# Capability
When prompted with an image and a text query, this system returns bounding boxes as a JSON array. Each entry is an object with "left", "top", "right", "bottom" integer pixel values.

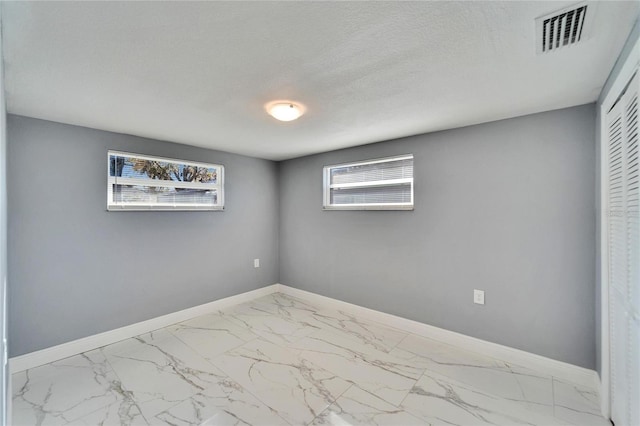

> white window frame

[
  {"left": 107, "top": 150, "right": 224, "bottom": 211},
  {"left": 323, "top": 154, "right": 414, "bottom": 211}
]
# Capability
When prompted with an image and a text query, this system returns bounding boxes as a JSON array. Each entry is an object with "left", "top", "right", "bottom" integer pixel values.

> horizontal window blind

[
  {"left": 323, "top": 154, "right": 414, "bottom": 210},
  {"left": 107, "top": 151, "right": 224, "bottom": 211}
]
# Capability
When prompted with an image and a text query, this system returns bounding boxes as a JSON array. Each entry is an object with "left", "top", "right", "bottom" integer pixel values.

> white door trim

[{"left": 599, "top": 34, "right": 640, "bottom": 419}]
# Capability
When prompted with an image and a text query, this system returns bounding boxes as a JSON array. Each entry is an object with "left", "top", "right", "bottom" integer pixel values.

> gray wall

[
  {"left": 595, "top": 17, "right": 640, "bottom": 376},
  {"left": 8, "top": 104, "right": 598, "bottom": 369},
  {"left": 280, "top": 104, "right": 596, "bottom": 369},
  {"left": 7, "top": 115, "right": 279, "bottom": 357}
]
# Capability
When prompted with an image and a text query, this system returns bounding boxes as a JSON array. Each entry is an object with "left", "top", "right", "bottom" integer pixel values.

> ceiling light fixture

[{"left": 266, "top": 101, "right": 305, "bottom": 121}]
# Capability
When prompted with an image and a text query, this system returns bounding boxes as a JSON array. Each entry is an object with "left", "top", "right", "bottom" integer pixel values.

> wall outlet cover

[{"left": 474, "top": 289, "right": 485, "bottom": 305}]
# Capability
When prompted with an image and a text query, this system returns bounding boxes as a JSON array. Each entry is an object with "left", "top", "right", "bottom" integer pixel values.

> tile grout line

[
  {"left": 99, "top": 347, "right": 151, "bottom": 425},
  {"left": 205, "top": 337, "right": 296, "bottom": 426},
  {"left": 176, "top": 297, "right": 296, "bottom": 417},
  {"left": 98, "top": 310, "right": 267, "bottom": 425},
  {"left": 396, "top": 367, "right": 425, "bottom": 409},
  {"left": 193, "top": 300, "right": 349, "bottom": 426},
  {"left": 388, "top": 331, "right": 411, "bottom": 353},
  {"left": 306, "top": 383, "right": 355, "bottom": 426}
]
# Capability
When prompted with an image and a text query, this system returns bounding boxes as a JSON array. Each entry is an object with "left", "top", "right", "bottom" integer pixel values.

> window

[
  {"left": 323, "top": 154, "right": 414, "bottom": 210},
  {"left": 107, "top": 151, "right": 224, "bottom": 211}
]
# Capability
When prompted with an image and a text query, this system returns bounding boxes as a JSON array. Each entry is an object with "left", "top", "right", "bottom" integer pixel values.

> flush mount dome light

[{"left": 266, "top": 101, "right": 305, "bottom": 121}]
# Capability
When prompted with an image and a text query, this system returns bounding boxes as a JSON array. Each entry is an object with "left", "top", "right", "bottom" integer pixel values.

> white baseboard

[
  {"left": 276, "top": 284, "right": 600, "bottom": 389},
  {"left": 9, "top": 284, "right": 280, "bottom": 373},
  {"left": 10, "top": 282, "right": 599, "bottom": 392}
]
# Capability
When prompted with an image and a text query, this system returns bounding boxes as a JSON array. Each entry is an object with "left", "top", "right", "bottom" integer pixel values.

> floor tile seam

[
  {"left": 305, "top": 383, "right": 355, "bottom": 426},
  {"left": 272, "top": 306, "right": 319, "bottom": 320},
  {"left": 165, "top": 323, "right": 261, "bottom": 368},
  {"left": 273, "top": 313, "right": 325, "bottom": 335},
  {"left": 494, "top": 360, "right": 554, "bottom": 384},
  {"left": 366, "top": 390, "right": 427, "bottom": 425},
  {"left": 61, "top": 396, "right": 151, "bottom": 426},
  {"left": 195, "top": 371, "right": 296, "bottom": 426},
  {"left": 210, "top": 336, "right": 363, "bottom": 423},
  {"left": 170, "top": 313, "right": 250, "bottom": 334},
  {"left": 426, "top": 368, "right": 574, "bottom": 425},
  {"left": 319, "top": 323, "right": 408, "bottom": 356},
  {"left": 398, "top": 372, "right": 560, "bottom": 426},
  {"left": 10, "top": 369, "right": 43, "bottom": 397},
  {"left": 550, "top": 376, "right": 604, "bottom": 420},
  {"left": 386, "top": 331, "right": 412, "bottom": 354},
  {"left": 551, "top": 374, "right": 601, "bottom": 395},
  {"left": 110, "top": 337, "right": 226, "bottom": 418},
  {"left": 221, "top": 309, "right": 287, "bottom": 331},
  {"left": 202, "top": 340, "right": 308, "bottom": 426},
  {"left": 406, "top": 367, "right": 500, "bottom": 404},
  {"left": 12, "top": 354, "right": 108, "bottom": 390},
  {"left": 165, "top": 361, "right": 295, "bottom": 426},
  {"left": 92, "top": 348, "right": 151, "bottom": 426},
  {"left": 330, "top": 308, "right": 412, "bottom": 338},
  {"left": 290, "top": 330, "right": 429, "bottom": 400},
  {"left": 396, "top": 366, "right": 426, "bottom": 410},
  {"left": 12, "top": 389, "right": 76, "bottom": 426},
  {"left": 300, "top": 322, "right": 407, "bottom": 362},
  {"left": 554, "top": 403, "right": 604, "bottom": 416},
  {"left": 308, "top": 306, "right": 559, "bottom": 386},
  {"left": 400, "top": 329, "right": 564, "bottom": 385}
]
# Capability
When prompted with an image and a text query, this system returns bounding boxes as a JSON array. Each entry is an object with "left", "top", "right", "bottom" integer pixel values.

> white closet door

[{"left": 607, "top": 69, "right": 639, "bottom": 426}]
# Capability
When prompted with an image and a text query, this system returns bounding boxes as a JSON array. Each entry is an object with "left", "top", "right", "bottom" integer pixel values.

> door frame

[{"left": 599, "top": 34, "right": 640, "bottom": 419}]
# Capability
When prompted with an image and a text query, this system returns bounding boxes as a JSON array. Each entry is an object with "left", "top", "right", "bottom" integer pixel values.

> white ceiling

[{"left": 2, "top": 1, "right": 639, "bottom": 161}]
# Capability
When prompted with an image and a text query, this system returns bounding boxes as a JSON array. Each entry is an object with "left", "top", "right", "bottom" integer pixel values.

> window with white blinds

[
  {"left": 323, "top": 154, "right": 414, "bottom": 210},
  {"left": 107, "top": 151, "right": 224, "bottom": 211}
]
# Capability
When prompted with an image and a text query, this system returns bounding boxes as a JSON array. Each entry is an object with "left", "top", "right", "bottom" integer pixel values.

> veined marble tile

[
  {"left": 65, "top": 398, "right": 148, "bottom": 426},
  {"left": 291, "top": 329, "right": 422, "bottom": 406},
  {"left": 395, "top": 333, "right": 506, "bottom": 370},
  {"left": 103, "top": 329, "right": 230, "bottom": 420},
  {"left": 393, "top": 334, "right": 554, "bottom": 416},
  {"left": 312, "top": 385, "right": 425, "bottom": 426},
  {"left": 301, "top": 329, "right": 424, "bottom": 380},
  {"left": 12, "top": 370, "right": 28, "bottom": 398},
  {"left": 249, "top": 292, "right": 321, "bottom": 319},
  {"left": 310, "top": 309, "right": 408, "bottom": 353},
  {"left": 154, "top": 376, "right": 288, "bottom": 426},
  {"left": 221, "top": 303, "right": 323, "bottom": 346},
  {"left": 211, "top": 338, "right": 351, "bottom": 425},
  {"left": 401, "top": 370, "right": 567, "bottom": 426},
  {"left": 12, "top": 350, "right": 131, "bottom": 426},
  {"left": 168, "top": 314, "right": 256, "bottom": 361},
  {"left": 553, "top": 378, "right": 609, "bottom": 426},
  {"left": 14, "top": 296, "right": 599, "bottom": 426},
  {"left": 101, "top": 328, "right": 173, "bottom": 359}
]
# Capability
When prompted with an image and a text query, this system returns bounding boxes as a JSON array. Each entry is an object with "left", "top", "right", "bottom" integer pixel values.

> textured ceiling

[{"left": 2, "top": 1, "right": 639, "bottom": 160}]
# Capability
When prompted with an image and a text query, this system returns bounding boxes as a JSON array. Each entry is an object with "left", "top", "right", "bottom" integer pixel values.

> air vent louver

[{"left": 536, "top": 3, "right": 590, "bottom": 54}]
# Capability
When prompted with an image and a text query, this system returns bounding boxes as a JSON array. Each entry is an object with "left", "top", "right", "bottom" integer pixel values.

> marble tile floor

[{"left": 12, "top": 292, "right": 609, "bottom": 426}]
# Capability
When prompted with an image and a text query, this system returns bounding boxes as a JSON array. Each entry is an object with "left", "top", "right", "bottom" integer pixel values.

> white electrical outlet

[
  {"left": 254, "top": 259, "right": 260, "bottom": 268},
  {"left": 474, "top": 289, "right": 485, "bottom": 305}
]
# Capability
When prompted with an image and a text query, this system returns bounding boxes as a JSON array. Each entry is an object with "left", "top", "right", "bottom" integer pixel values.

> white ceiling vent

[{"left": 536, "top": 2, "right": 593, "bottom": 54}]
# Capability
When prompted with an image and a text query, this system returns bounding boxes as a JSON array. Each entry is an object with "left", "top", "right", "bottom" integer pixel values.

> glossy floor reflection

[{"left": 12, "top": 293, "right": 608, "bottom": 425}]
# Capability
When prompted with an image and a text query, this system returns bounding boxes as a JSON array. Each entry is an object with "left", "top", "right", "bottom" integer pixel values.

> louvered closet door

[{"left": 607, "top": 69, "right": 640, "bottom": 426}]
